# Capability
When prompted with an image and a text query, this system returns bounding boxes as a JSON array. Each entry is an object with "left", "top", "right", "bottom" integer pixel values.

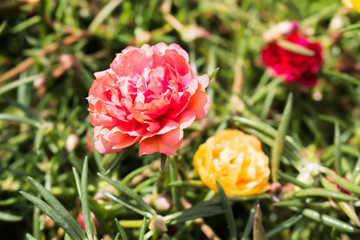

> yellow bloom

[
  {"left": 193, "top": 130, "right": 270, "bottom": 196},
  {"left": 342, "top": 0, "right": 360, "bottom": 13}
]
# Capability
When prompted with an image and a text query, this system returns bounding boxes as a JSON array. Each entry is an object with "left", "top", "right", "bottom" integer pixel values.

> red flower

[{"left": 261, "top": 32, "right": 323, "bottom": 86}]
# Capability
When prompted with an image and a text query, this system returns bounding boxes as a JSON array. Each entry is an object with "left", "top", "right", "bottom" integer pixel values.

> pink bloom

[
  {"left": 261, "top": 32, "right": 323, "bottom": 86},
  {"left": 87, "top": 43, "right": 210, "bottom": 156}
]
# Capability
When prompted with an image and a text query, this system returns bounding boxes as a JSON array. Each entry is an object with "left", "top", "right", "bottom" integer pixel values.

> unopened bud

[
  {"left": 277, "top": 21, "right": 298, "bottom": 36},
  {"left": 143, "top": 194, "right": 153, "bottom": 205},
  {"left": 77, "top": 212, "right": 100, "bottom": 230},
  {"left": 154, "top": 194, "right": 172, "bottom": 212},
  {"left": 66, "top": 134, "right": 79, "bottom": 152},
  {"left": 33, "top": 77, "right": 46, "bottom": 88},
  {"left": 149, "top": 216, "right": 167, "bottom": 235},
  {"left": 263, "top": 21, "right": 299, "bottom": 42},
  {"left": 329, "top": 15, "right": 346, "bottom": 33},
  {"left": 270, "top": 182, "right": 281, "bottom": 194}
]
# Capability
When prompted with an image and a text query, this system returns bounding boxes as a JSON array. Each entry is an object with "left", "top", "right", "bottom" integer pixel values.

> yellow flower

[
  {"left": 193, "top": 130, "right": 270, "bottom": 196},
  {"left": 342, "top": 0, "right": 360, "bottom": 13}
]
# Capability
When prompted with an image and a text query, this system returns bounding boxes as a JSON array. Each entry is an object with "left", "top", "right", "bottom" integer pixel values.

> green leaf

[
  {"left": 87, "top": 123, "right": 105, "bottom": 174},
  {"left": 248, "top": 77, "right": 282, "bottom": 105},
  {"left": 277, "top": 171, "right": 312, "bottom": 189},
  {"left": 164, "top": 201, "right": 225, "bottom": 224},
  {"left": 236, "top": 127, "right": 300, "bottom": 170},
  {"left": 341, "top": 22, "right": 360, "bottom": 32},
  {"left": 35, "top": 127, "right": 46, "bottom": 151},
  {"left": 334, "top": 122, "right": 342, "bottom": 175},
  {"left": 322, "top": 167, "right": 360, "bottom": 195},
  {"left": 88, "top": 0, "right": 124, "bottom": 33},
  {"left": 320, "top": 176, "right": 339, "bottom": 191},
  {"left": 261, "top": 88, "right": 276, "bottom": 119},
  {"left": 115, "top": 218, "right": 129, "bottom": 240},
  {"left": 209, "top": 67, "right": 220, "bottom": 81},
  {"left": 72, "top": 167, "right": 82, "bottom": 198},
  {"left": 64, "top": 234, "right": 72, "bottom": 240},
  {"left": 272, "top": 93, "right": 293, "bottom": 182},
  {"left": 25, "top": 233, "right": 37, "bottom": 240},
  {"left": 274, "top": 200, "right": 305, "bottom": 208},
  {"left": 322, "top": 70, "right": 360, "bottom": 87},
  {"left": 0, "top": 21, "right": 7, "bottom": 36},
  {"left": 3, "top": 95, "right": 41, "bottom": 121},
  {"left": 105, "top": 145, "right": 134, "bottom": 175},
  {"left": 169, "top": 156, "right": 181, "bottom": 212},
  {"left": 81, "top": 157, "right": 95, "bottom": 240},
  {"left": 253, "top": 204, "right": 267, "bottom": 240},
  {"left": 0, "top": 74, "right": 43, "bottom": 96},
  {"left": 0, "top": 211, "right": 23, "bottom": 222},
  {"left": 121, "top": 163, "right": 153, "bottom": 184},
  {"left": 277, "top": 39, "right": 315, "bottom": 56},
  {"left": 231, "top": 116, "right": 302, "bottom": 161},
  {"left": 266, "top": 215, "right": 302, "bottom": 238},
  {"left": 11, "top": 15, "right": 41, "bottom": 33},
  {"left": 285, "top": 188, "right": 357, "bottom": 201},
  {"left": 139, "top": 216, "right": 147, "bottom": 240},
  {"left": 26, "top": 177, "right": 85, "bottom": 239},
  {"left": 0, "top": 113, "right": 39, "bottom": 127},
  {"left": 165, "top": 206, "right": 226, "bottom": 224},
  {"left": 100, "top": 190, "right": 151, "bottom": 217},
  {"left": 339, "top": 201, "right": 360, "bottom": 227},
  {"left": 241, "top": 202, "right": 257, "bottom": 240},
  {"left": 216, "top": 181, "right": 237, "bottom": 240},
  {"left": 20, "top": 192, "right": 82, "bottom": 240},
  {"left": 296, "top": 208, "right": 360, "bottom": 233},
  {"left": 98, "top": 173, "right": 156, "bottom": 215}
]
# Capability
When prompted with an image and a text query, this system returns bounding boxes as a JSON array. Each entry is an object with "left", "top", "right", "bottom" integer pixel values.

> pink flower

[
  {"left": 87, "top": 43, "right": 210, "bottom": 156},
  {"left": 261, "top": 30, "right": 323, "bottom": 86}
]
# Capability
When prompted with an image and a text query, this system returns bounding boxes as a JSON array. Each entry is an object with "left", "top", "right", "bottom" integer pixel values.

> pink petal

[
  {"left": 177, "top": 110, "right": 196, "bottom": 129},
  {"left": 155, "top": 42, "right": 189, "bottom": 62},
  {"left": 94, "top": 127, "right": 139, "bottom": 154},
  {"left": 161, "top": 127, "right": 183, "bottom": 146},
  {"left": 157, "top": 117, "right": 179, "bottom": 134},
  {"left": 196, "top": 74, "right": 209, "bottom": 90},
  {"left": 187, "top": 89, "right": 210, "bottom": 120},
  {"left": 139, "top": 135, "right": 182, "bottom": 156}
]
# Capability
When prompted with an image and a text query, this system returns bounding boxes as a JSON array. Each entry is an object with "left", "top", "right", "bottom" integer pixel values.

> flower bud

[
  {"left": 143, "top": 194, "right": 153, "bottom": 205},
  {"left": 263, "top": 21, "right": 298, "bottom": 42},
  {"left": 77, "top": 212, "right": 100, "bottom": 230},
  {"left": 154, "top": 194, "right": 172, "bottom": 212},
  {"left": 66, "top": 134, "right": 79, "bottom": 152},
  {"left": 270, "top": 182, "right": 281, "bottom": 194},
  {"left": 149, "top": 216, "right": 167, "bottom": 235},
  {"left": 33, "top": 77, "right": 46, "bottom": 88},
  {"left": 277, "top": 21, "right": 299, "bottom": 36}
]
